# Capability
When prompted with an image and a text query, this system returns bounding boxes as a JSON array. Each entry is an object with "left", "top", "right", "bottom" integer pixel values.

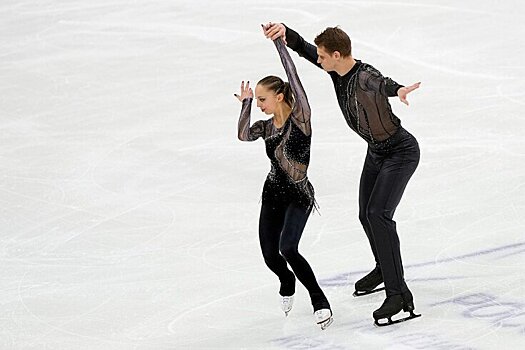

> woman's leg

[
  {"left": 259, "top": 201, "right": 296, "bottom": 296},
  {"left": 279, "top": 202, "right": 329, "bottom": 311}
]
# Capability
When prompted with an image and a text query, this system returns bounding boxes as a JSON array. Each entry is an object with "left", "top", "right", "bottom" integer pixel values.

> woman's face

[{"left": 255, "top": 84, "right": 282, "bottom": 115}]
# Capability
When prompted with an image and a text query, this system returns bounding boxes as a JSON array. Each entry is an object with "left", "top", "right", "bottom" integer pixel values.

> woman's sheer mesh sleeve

[
  {"left": 274, "top": 38, "right": 311, "bottom": 136},
  {"left": 284, "top": 25, "right": 322, "bottom": 70},
  {"left": 358, "top": 65, "right": 404, "bottom": 97},
  {"left": 237, "top": 98, "right": 266, "bottom": 141}
]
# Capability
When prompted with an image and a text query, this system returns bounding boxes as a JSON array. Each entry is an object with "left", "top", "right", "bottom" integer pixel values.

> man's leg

[
  {"left": 366, "top": 141, "right": 420, "bottom": 296},
  {"left": 354, "top": 149, "right": 385, "bottom": 295},
  {"left": 359, "top": 149, "right": 381, "bottom": 265}
]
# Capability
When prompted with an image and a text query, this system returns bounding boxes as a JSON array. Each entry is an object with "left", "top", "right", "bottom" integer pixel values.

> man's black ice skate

[
  {"left": 372, "top": 291, "right": 421, "bottom": 327},
  {"left": 353, "top": 266, "right": 385, "bottom": 297}
]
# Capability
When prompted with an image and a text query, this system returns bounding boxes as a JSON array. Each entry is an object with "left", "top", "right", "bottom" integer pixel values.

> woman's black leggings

[
  {"left": 358, "top": 128, "right": 420, "bottom": 296},
  {"left": 259, "top": 200, "right": 329, "bottom": 311}
]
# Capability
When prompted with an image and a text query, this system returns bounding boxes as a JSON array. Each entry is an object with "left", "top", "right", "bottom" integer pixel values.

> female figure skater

[{"left": 234, "top": 35, "right": 332, "bottom": 330}]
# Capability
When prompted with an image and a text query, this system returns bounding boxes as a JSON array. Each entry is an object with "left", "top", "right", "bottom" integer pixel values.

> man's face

[{"left": 316, "top": 46, "right": 338, "bottom": 72}]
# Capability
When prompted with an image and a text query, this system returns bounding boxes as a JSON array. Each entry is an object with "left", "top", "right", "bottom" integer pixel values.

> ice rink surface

[{"left": 1, "top": 0, "right": 525, "bottom": 349}]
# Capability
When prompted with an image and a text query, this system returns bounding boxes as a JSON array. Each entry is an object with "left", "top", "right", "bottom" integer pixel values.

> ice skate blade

[
  {"left": 374, "top": 311, "right": 421, "bottom": 327},
  {"left": 318, "top": 316, "right": 333, "bottom": 330},
  {"left": 353, "top": 287, "right": 385, "bottom": 297}
]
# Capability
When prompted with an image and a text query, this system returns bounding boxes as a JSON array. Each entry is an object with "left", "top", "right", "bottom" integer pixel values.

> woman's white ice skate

[
  {"left": 281, "top": 295, "right": 294, "bottom": 316},
  {"left": 314, "top": 309, "right": 333, "bottom": 330}
]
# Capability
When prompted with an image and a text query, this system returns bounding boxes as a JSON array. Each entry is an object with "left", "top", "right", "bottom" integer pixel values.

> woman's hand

[
  {"left": 234, "top": 80, "right": 253, "bottom": 102},
  {"left": 397, "top": 82, "right": 421, "bottom": 106}
]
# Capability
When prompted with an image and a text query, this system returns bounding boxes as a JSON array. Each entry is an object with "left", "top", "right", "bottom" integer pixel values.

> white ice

[{"left": 1, "top": 0, "right": 525, "bottom": 349}]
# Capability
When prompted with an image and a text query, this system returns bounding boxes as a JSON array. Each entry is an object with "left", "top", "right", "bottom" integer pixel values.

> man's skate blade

[
  {"left": 353, "top": 287, "right": 385, "bottom": 297},
  {"left": 318, "top": 317, "right": 333, "bottom": 330},
  {"left": 374, "top": 312, "right": 421, "bottom": 327}
]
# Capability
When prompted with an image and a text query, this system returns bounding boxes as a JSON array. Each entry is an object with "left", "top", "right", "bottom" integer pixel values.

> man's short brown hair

[{"left": 314, "top": 26, "right": 352, "bottom": 57}]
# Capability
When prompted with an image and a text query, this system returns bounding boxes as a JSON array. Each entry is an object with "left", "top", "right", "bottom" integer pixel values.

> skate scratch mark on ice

[
  {"left": 16, "top": 272, "right": 134, "bottom": 347},
  {"left": 13, "top": 2, "right": 130, "bottom": 16},
  {"left": 308, "top": 0, "right": 501, "bottom": 16},
  {"left": 51, "top": 187, "right": 201, "bottom": 250},
  {"left": 431, "top": 292, "right": 525, "bottom": 335},
  {"left": 272, "top": 334, "right": 348, "bottom": 350},
  {"left": 274, "top": 330, "right": 472, "bottom": 350},
  {"left": 493, "top": 247, "right": 525, "bottom": 260},
  {"left": 354, "top": 41, "right": 512, "bottom": 81},
  {"left": 250, "top": 7, "right": 321, "bottom": 22},
  {"left": 184, "top": 229, "right": 262, "bottom": 272},
  {"left": 167, "top": 284, "right": 274, "bottom": 334},
  {"left": 412, "top": 241, "right": 525, "bottom": 267},
  {"left": 302, "top": 2, "right": 512, "bottom": 80},
  {"left": 200, "top": 236, "right": 252, "bottom": 272},
  {"left": 497, "top": 85, "right": 525, "bottom": 106},
  {"left": 0, "top": 188, "right": 81, "bottom": 241},
  {"left": 319, "top": 241, "right": 525, "bottom": 287},
  {"left": 88, "top": 136, "right": 145, "bottom": 196}
]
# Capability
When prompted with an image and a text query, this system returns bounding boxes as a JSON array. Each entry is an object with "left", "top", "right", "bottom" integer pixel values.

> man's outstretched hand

[{"left": 398, "top": 82, "right": 421, "bottom": 106}]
